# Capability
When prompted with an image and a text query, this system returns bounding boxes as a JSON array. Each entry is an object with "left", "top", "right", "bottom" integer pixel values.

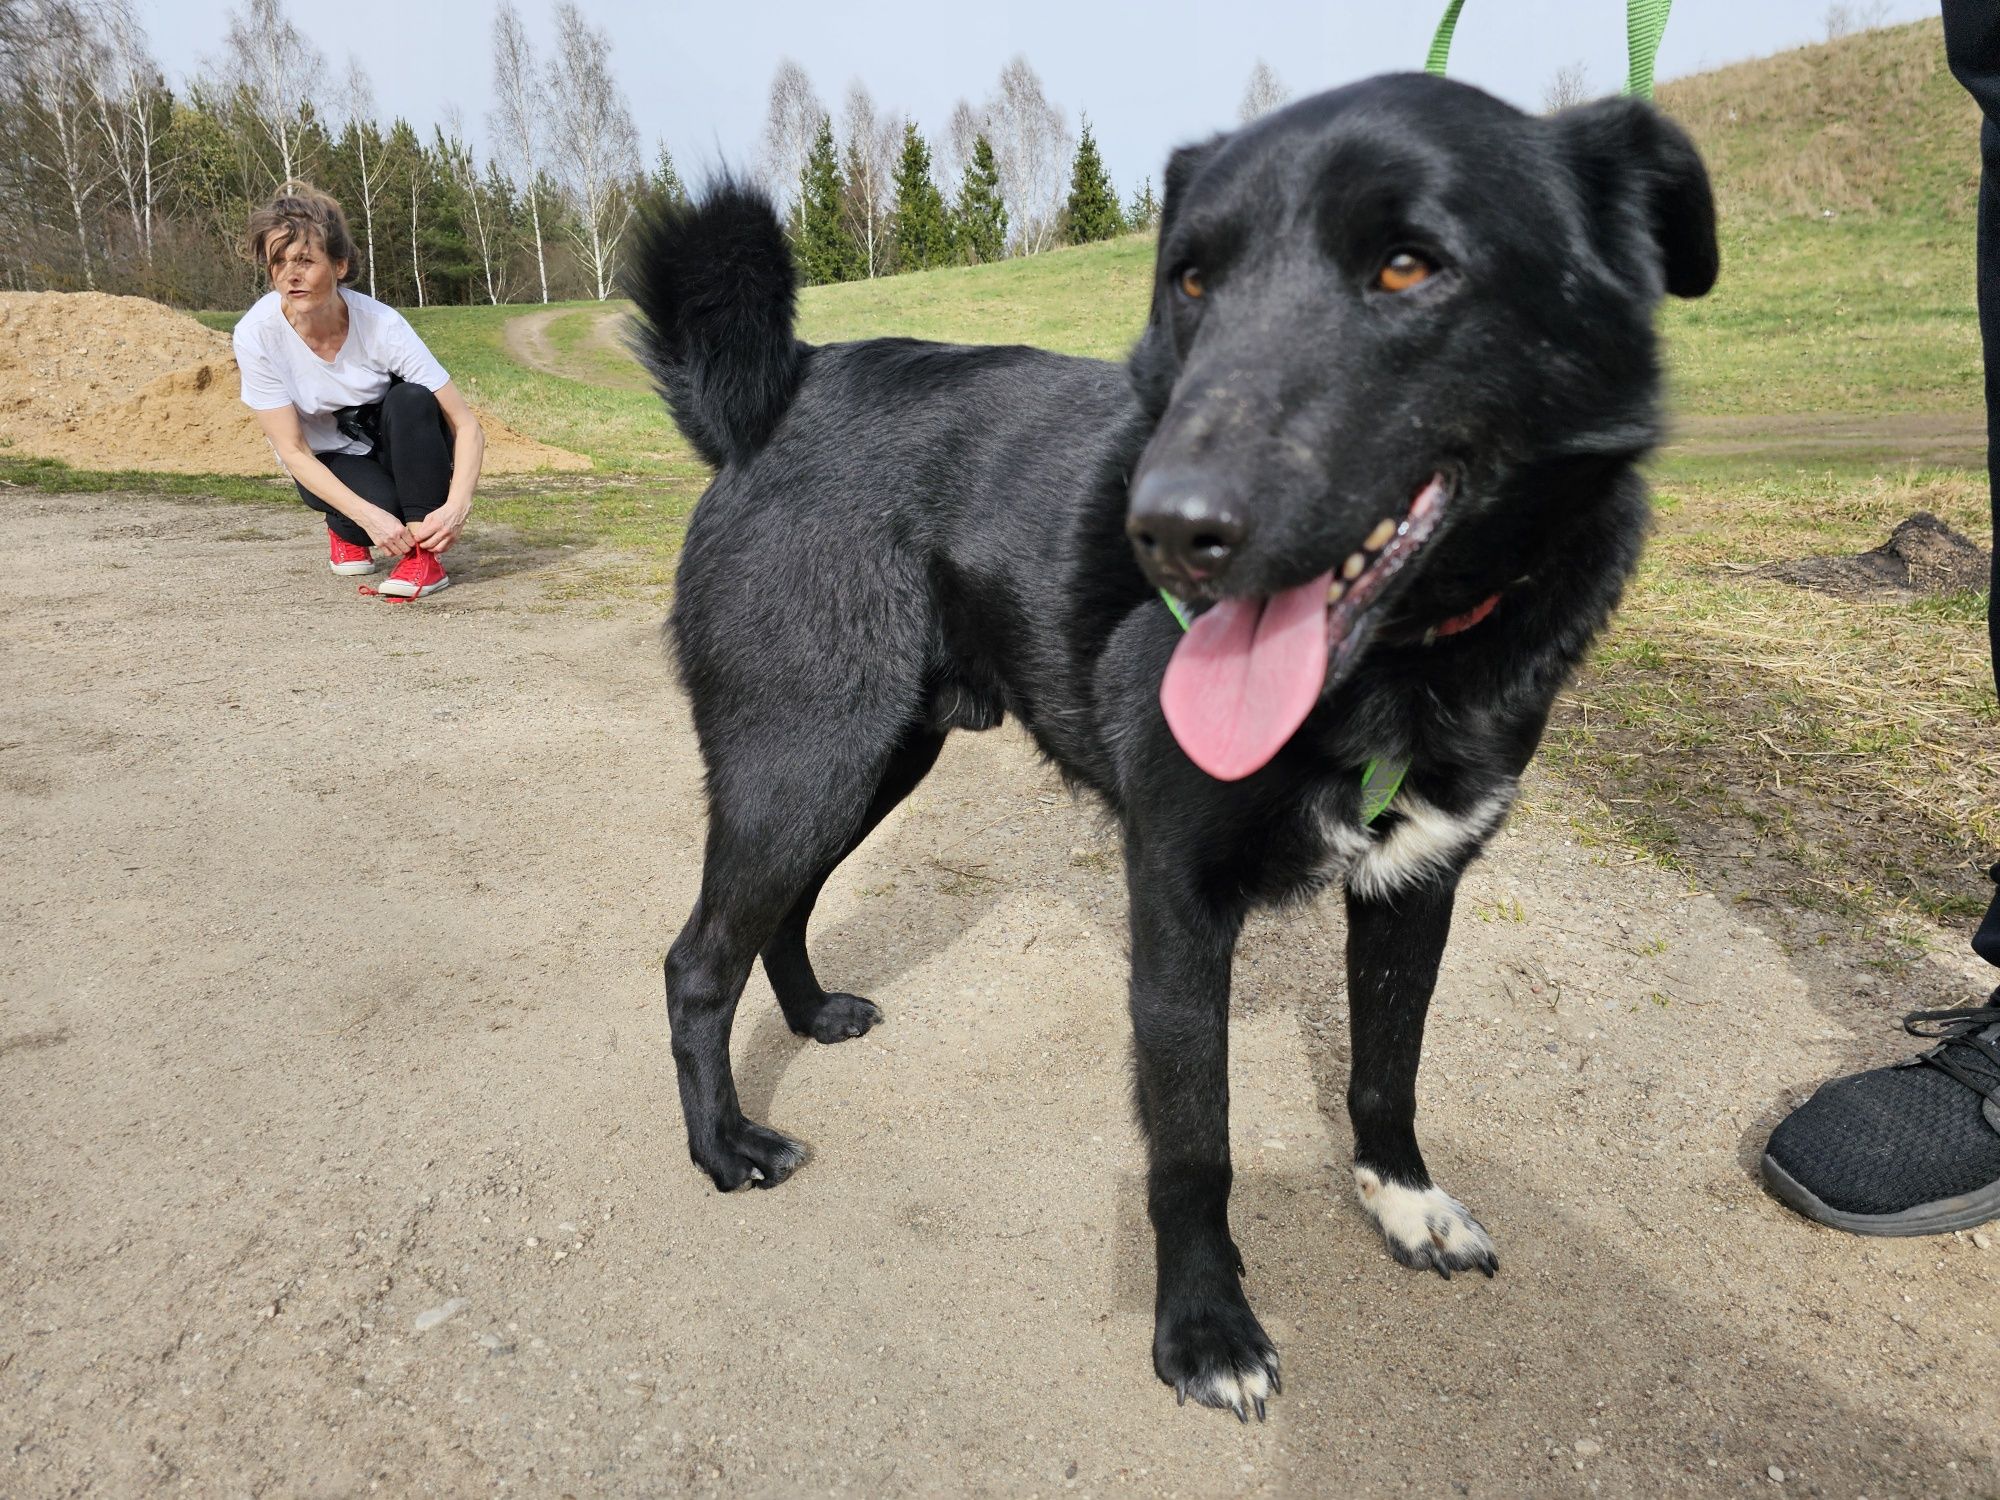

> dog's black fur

[{"left": 627, "top": 74, "right": 1716, "bottom": 1419}]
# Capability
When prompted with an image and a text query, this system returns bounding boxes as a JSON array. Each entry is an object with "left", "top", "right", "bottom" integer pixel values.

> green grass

[
  {"left": 797, "top": 233, "right": 1154, "bottom": 359},
  {"left": 0, "top": 453, "right": 288, "bottom": 503}
]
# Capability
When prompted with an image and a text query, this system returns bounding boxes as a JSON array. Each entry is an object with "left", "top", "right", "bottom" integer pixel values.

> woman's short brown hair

[{"left": 245, "top": 181, "right": 357, "bottom": 281}]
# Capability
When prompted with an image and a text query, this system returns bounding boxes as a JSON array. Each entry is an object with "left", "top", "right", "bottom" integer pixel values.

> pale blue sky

[{"left": 139, "top": 0, "right": 1943, "bottom": 194}]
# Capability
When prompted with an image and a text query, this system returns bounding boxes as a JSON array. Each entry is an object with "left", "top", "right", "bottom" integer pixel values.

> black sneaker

[{"left": 1762, "top": 991, "right": 2000, "bottom": 1235}]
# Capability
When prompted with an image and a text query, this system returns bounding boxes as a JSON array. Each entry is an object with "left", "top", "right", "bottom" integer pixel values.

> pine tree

[
  {"left": 952, "top": 133, "right": 1007, "bottom": 266},
  {"left": 890, "top": 121, "right": 951, "bottom": 273},
  {"left": 795, "top": 116, "right": 860, "bottom": 285},
  {"left": 1125, "top": 176, "right": 1161, "bottom": 232},
  {"left": 652, "top": 141, "right": 689, "bottom": 208},
  {"left": 1064, "top": 118, "right": 1120, "bottom": 245}
]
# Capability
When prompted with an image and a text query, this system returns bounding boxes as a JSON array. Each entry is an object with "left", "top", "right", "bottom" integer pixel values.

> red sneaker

[
  {"left": 328, "top": 529, "right": 376, "bottom": 576},
  {"left": 378, "top": 547, "right": 450, "bottom": 599}
]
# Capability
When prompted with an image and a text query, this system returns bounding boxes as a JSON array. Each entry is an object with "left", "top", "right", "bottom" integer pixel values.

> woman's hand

[
  {"left": 411, "top": 498, "right": 470, "bottom": 555},
  {"left": 360, "top": 505, "right": 417, "bottom": 558}
]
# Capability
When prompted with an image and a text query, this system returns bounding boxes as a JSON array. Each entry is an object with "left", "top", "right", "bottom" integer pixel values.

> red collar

[{"left": 1431, "top": 592, "right": 1502, "bottom": 639}]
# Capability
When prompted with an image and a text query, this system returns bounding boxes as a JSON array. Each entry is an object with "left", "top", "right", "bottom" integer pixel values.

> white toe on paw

[
  {"left": 1182, "top": 1360, "right": 1275, "bottom": 1419},
  {"left": 1353, "top": 1166, "right": 1499, "bottom": 1277}
]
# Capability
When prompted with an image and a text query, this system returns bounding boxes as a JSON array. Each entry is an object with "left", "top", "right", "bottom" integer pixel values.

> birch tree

[
  {"left": 338, "top": 58, "right": 384, "bottom": 294},
  {"left": 91, "top": 0, "right": 170, "bottom": 269},
  {"left": 839, "top": 81, "right": 897, "bottom": 278},
  {"left": 759, "top": 58, "right": 823, "bottom": 224},
  {"left": 443, "top": 104, "right": 506, "bottom": 304},
  {"left": 488, "top": 0, "right": 549, "bottom": 302},
  {"left": 545, "top": 0, "right": 638, "bottom": 300},
  {"left": 218, "top": 0, "right": 322, "bottom": 185},
  {"left": 15, "top": 0, "right": 109, "bottom": 288},
  {"left": 986, "top": 57, "right": 1070, "bottom": 256}
]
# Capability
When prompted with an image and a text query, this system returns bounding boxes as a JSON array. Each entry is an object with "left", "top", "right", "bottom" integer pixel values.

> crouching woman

[{"left": 234, "top": 183, "right": 484, "bottom": 599}]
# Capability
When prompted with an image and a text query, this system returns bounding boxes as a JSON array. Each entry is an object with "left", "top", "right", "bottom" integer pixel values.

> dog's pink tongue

[{"left": 1160, "top": 571, "right": 1333, "bottom": 781}]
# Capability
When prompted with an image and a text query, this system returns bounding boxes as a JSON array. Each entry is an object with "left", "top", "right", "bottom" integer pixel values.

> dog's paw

[
  {"left": 1153, "top": 1296, "right": 1282, "bottom": 1422},
  {"left": 796, "top": 991, "right": 881, "bottom": 1044},
  {"left": 691, "top": 1118, "right": 807, "bottom": 1192},
  {"left": 1353, "top": 1166, "right": 1498, "bottom": 1279}
]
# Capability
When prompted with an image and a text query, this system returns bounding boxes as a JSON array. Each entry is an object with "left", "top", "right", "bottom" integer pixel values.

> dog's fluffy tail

[{"left": 622, "top": 178, "right": 803, "bottom": 471}]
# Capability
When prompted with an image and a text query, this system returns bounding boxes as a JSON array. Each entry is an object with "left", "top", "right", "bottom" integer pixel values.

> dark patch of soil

[{"left": 1762, "top": 511, "right": 1992, "bottom": 597}]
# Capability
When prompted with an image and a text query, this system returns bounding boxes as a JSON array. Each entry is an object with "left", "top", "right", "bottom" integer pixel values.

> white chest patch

[{"left": 1317, "top": 785, "right": 1513, "bottom": 899}]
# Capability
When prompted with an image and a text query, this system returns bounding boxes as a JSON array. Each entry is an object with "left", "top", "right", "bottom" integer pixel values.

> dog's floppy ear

[{"left": 1555, "top": 97, "right": 1718, "bottom": 300}]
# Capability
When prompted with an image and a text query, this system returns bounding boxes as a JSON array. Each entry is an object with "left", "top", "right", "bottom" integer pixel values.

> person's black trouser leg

[
  {"left": 1942, "top": 0, "right": 2000, "bottom": 968},
  {"left": 293, "top": 383, "right": 453, "bottom": 548}
]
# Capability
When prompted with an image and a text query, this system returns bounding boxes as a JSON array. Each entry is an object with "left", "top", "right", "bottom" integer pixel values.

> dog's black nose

[{"left": 1126, "top": 470, "right": 1248, "bottom": 583}]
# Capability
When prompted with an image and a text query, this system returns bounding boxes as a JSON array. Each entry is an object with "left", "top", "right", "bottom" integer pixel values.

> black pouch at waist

[{"left": 330, "top": 372, "right": 403, "bottom": 452}]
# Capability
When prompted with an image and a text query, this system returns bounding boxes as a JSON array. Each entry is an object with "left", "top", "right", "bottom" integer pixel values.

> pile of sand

[{"left": 0, "top": 291, "right": 590, "bottom": 477}]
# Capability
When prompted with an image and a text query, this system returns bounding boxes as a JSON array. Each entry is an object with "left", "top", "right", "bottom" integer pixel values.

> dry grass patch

[{"left": 1550, "top": 465, "right": 1995, "bottom": 925}]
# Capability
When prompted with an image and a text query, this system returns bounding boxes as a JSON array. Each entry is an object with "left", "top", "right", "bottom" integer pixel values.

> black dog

[{"left": 627, "top": 74, "right": 1715, "bottom": 1419}]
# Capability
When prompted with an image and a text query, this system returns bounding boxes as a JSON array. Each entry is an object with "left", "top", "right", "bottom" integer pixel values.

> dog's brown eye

[
  {"left": 1177, "top": 267, "right": 1205, "bottom": 300},
  {"left": 1376, "top": 253, "right": 1433, "bottom": 293}
]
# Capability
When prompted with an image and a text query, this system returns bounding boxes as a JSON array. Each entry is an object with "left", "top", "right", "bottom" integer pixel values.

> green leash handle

[{"left": 1426, "top": 0, "right": 1673, "bottom": 103}]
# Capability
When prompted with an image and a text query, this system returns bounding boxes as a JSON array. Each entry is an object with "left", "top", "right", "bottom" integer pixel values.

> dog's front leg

[
  {"left": 1127, "top": 852, "right": 1278, "bottom": 1421},
  {"left": 1345, "top": 873, "right": 1498, "bottom": 1278}
]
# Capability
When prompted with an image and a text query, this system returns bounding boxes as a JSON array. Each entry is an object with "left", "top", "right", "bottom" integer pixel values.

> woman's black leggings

[{"left": 296, "top": 381, "right": 452, "bottom": 547}]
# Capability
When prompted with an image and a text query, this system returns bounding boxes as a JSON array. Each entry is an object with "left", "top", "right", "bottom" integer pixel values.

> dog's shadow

[{"left": 730, "top": 728, "right": 1120, "bottom": 1125}]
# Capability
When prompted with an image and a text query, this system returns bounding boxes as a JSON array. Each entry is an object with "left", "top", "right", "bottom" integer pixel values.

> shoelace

[
  {"left": 358, "top": 551, "right": 439, "bottom": 602},
  {"left": 1903, "top": 994, "right": 2000, "bottom": 1103}
]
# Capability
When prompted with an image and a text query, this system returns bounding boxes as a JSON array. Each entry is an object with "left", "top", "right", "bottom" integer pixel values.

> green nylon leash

[
  {"left": 1623, "top": 0, "right": 1673, "bottom": 100},
  {"left": 1158, "top": 591, "right": 1407, "bottom": 824},
  {"left": 1425, "top": 0, "right": 1468, "bottom": 78},
  {"left": 1426, "top": 0, "right": 1673, "bottom": 103}
]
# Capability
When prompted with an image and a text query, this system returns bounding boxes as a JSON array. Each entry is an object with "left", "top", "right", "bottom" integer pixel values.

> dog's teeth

[
  {"left": 1363, "top": 518, "right": 1396, "bottom": 551},
  {"left": 1341, "top": 552, "right": 1366, "bottom": 581},
  {"left": 1326, "top": 579, "right": 1346, "bottom": 605}
]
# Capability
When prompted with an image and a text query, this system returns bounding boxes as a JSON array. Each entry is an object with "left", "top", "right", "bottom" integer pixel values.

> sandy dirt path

[
  {"left": 4, "top": 492, "right": 1998, "bottom": 1498},
  {"left": 502, "top": 307, "right": 646, "bottom": 392},
  {"left": 501, "top": 307, "right": 568, "bottom": 381}
]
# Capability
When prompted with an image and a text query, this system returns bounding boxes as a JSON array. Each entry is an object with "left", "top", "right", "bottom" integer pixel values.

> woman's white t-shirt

[{"left": 233, "top": 287, "right": 450, "bottom": 457}]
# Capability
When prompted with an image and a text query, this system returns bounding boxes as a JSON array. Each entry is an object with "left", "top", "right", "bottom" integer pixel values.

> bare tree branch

[
  {"left": 1542, "top": 60, "right": 1591, "bottom": 113},
  {"left": 217, "top": 0, "right": 321, "bottom": 186},
  {"left": 941, "top": 97, "right": 980, "bottom": 189},
  {"left": 1237, "top": 60, "right": 1290, "bottom": 124}
]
